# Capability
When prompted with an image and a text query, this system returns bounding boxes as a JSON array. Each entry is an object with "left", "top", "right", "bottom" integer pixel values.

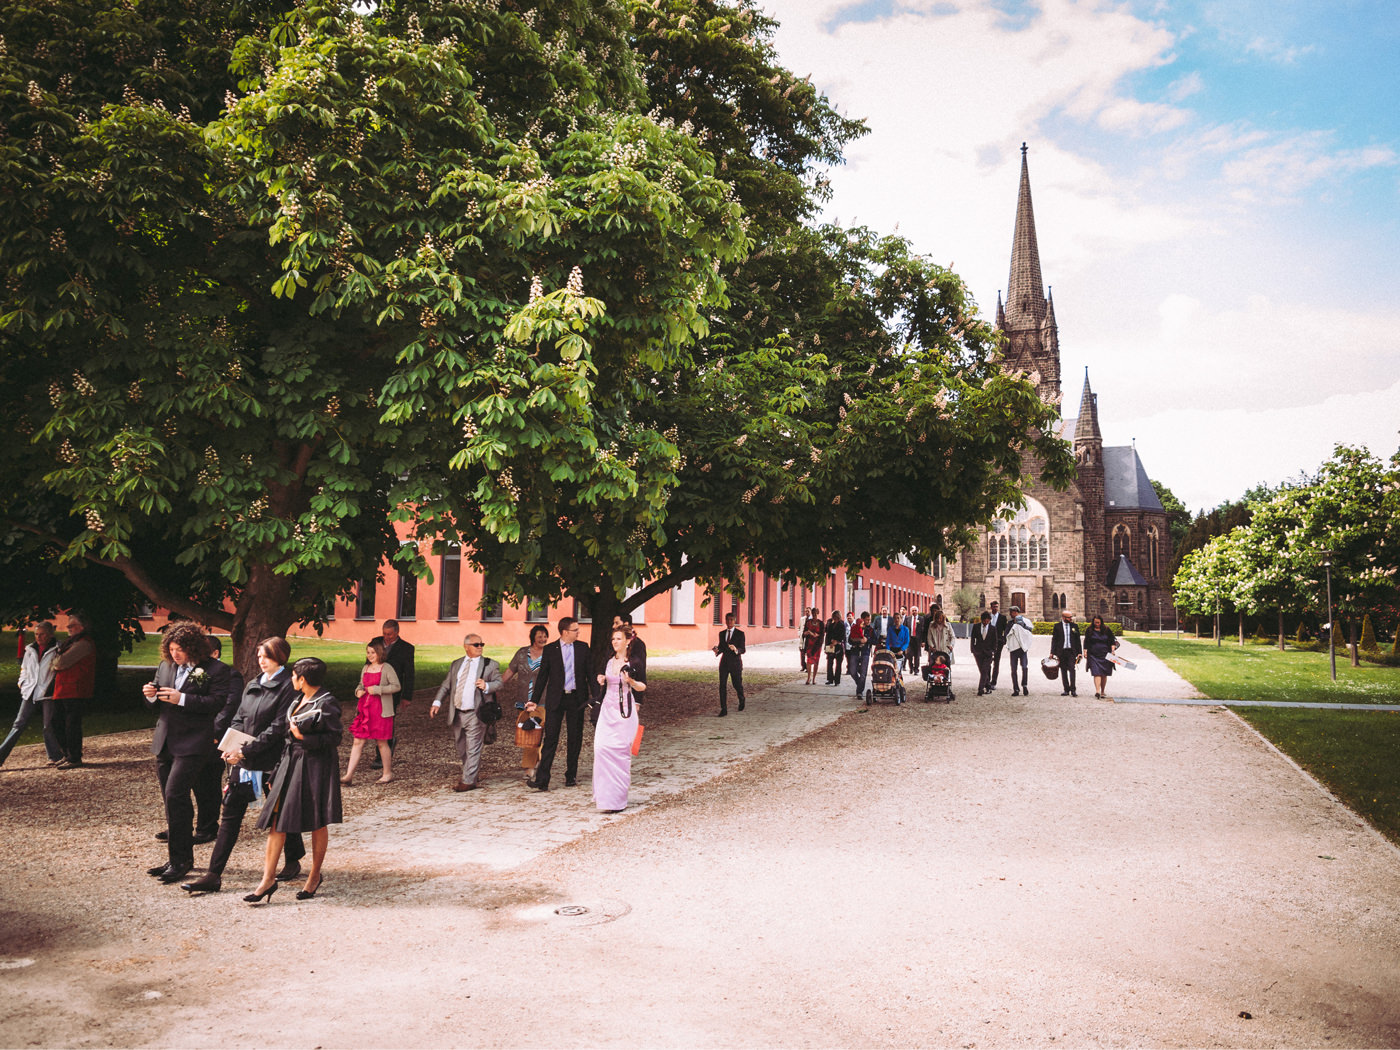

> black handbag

[
  {"left": 478, "top": 696, "right": 502, "bottom": 724},
  {"left": 290, "top": 695, "right": 329, "bottom": 734}
]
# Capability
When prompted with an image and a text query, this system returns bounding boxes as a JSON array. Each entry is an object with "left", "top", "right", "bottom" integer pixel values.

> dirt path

[{"left": 2, "top": 641, "right": 1398, "bottom": 1048}]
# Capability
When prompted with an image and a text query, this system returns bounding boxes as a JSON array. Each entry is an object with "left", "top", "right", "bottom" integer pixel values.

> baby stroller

[
  {"left": 921, "top": 651, "right": 955, "bottom": 703},
  {"left": 866, "top": 646, "right": 905, "bottom": 705}
]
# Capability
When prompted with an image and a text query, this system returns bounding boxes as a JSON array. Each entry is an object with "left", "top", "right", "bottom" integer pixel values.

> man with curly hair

[{"left": 141, "top": 624, "right": 231, "bottom": 883}]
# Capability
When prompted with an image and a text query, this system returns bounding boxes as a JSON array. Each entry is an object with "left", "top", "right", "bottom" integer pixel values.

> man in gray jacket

[{"left": 430, "top": 633, "right": 502, "bottom": 791}]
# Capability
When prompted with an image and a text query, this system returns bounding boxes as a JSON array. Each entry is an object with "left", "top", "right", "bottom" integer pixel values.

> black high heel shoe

[
  {"left": 243, "top": 882, "right": 278, "bottom": 905},
  {"left": 296, "top": 876, "right": 324, "bottom": 901}
]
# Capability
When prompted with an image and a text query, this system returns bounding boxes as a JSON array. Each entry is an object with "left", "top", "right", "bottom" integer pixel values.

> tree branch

[
  {"left": 619, "top": 560, "right": 700, "bottom": 613},
  {"left": 2, "top": 520, "right": 235, "bottom": 631}
]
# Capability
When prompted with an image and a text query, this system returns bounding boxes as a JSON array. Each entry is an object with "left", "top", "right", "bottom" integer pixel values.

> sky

[{"left": 757, "top": 0, "right": 1400, "bottom": 513}]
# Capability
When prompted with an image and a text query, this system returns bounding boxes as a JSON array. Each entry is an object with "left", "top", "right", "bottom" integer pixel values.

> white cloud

[{"left": 1165, "top": 70, "right": 1204, "bottom": 102}]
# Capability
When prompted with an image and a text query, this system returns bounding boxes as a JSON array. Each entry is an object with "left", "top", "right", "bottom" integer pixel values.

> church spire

[
  {"left": 1005, "top": 143, "right": 1046, "bottom": 328},
  {"left": 995, "top": 290, "right": 1006, "bottom": 329},
  {"left": 1073, "top": 368, "right": 1102, "bottom": 444}
]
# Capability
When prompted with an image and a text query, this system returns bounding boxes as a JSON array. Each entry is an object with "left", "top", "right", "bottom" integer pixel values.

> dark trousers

[
  {"left": 52, "top": 697, "right": 85, "bottom": 763},
  {"left": 1058, "top": 657, "right": 1078, "bottom": 694},
  {"left": 824, "top": 648, "right": 844, "bottom": 684},
  {"left": 207, "top": 773, "right": 304, "bottom": 876},
  {"left": 194, "top": 752, "right": 224, "bottom": 837},
  {"left": 719, "top": 661, "right": 745, "bottom": 712},
  {"left": 989, "top": 645, "right": 1004, "bottom": 686},
  {"left": 535, "top": 694, "right": 585, "bottom": 788},
  {"left": 974, "top": 651, "right": 994, "bottom": 694},
  {"left": 157, "top": 750, "right": 211, "bottom": 868},
  {"left": 0, "top": 696, "right": 65, "bottom": 765},
  {"left": 1008, "top": 649, "right": 1028, "bottom": 692},
  {"left": 848, "top": 647, "right": 869, "bottom": 693},
  {"left": 906, "top": 645, "right": 922, "bottom": 673}
]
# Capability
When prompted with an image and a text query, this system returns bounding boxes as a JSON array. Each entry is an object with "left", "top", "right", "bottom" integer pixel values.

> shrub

[
  {"left": 1360, "top": 614, "right": 1380, "bottom": 653},
  {"left": 1032, "top": 621, "right": 1122, "bottom": 635}
]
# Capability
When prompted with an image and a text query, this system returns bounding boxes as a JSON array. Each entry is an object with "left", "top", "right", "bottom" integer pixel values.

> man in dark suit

[
  {"left": 141, "top": 624, "right": 231, "bottom": 883},
  {"left": 1050, "top": 608, "right": 1083, "bottom": 697},
  {"left": 613, "top": 613, "right": 647, "bottom": 680},
  {"left": 190, "top": 636, "right": 243, "bottom": 843},
  {"left": 971, "top": 611, "right": 998, "bottom": 696},
  {"left": 871, "top": 606, "right": 895, "bottom": 649},
  {"left": 530, "top": 616, "right": 592, "bottom": 791},
  {"left": 714, "top": 612, "right": 746, "bottom": 716},
  {"left": 986, "top": 601, "right": 1007, "bottom": 690},
  {"left": 370, "top": 619, "right": 415, "bottom": 764}
]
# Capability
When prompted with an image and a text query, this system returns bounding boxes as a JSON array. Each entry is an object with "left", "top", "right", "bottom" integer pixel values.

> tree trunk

[
  {"left": 1277, "top": 607, "right": 1285, "bottom": 651},
  {"left": 1349, "top": 619, "right": 1361, "bottom": 668},
  {"left": 585, "top": 586, "right": 621, "bottom": 669},
  {"left": 1238, "top": 614, "right": 1244, "bottom": 646},
  {"left": 229, "top": 564, "right": 296, "bottom": 680}
]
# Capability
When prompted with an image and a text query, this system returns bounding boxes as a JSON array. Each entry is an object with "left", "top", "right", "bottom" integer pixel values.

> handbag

[
  {"left": 515, "top": 720, "right": 544, "bottom": 749},
  {"left": 478, "top": 696, "right": 502, "bottom": 724},
  {"left": 631, "top": 724, "right": 644, "bottom": 756},
  {"left": 290, "top": 700, "right": 328, "bottom": 734},
  {"left": 824, "top": 642, "right": 838, "bottom": 655}
]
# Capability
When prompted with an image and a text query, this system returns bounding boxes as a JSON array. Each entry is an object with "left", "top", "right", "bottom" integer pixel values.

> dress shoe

[
  {"left": 181, "top": 874, "right": 222, "bottom": 893},
  {"left": 192, "top": 831, "right": 217, "bottom": 845},
  {"left": 452, "top": 781, "right": 477, "bottom": 792},
  {"left": 717, "top": 710, "right": 728, "bottom": 717},
  {"left": 565, "top": 777, "right": 577, "bottom": 787},
  {"left": 147, "top": 862, "right": 174, "bottom": 877},
  {"left": 525, "top": 777, "right": 540, "bottom": 788},
  {"left": 738, "top": 700, "right": 745, "bottom": 711},
  {"left": 1012, "top": 689, "right": 1021, "bottom": 696},
  {"left": 158, "top": 865, "right": 193, "bottom": 883},
  {"left": 1071, "top": 690, "right": 1078, "bottom": 697},
  {"left": 1061, "top": 690, "right": 1070, "bottom": 696},
  {"left": 244, "top": 882, "right": 278, "bottom": 905},
  {"left": 296, "top": 875, "right": 324, "bottom": 901},
  {"left": 46, "top": 756, "right": 67, "bottom": 766},
  {"left": 274, "top": 862, "right": 302, "bottom": 882},
  {"left": 155, "top": 830, "right": 169, "bottom": 842},
  {"left": 533, "top": 781, "right": 549, "bottom": 792}
]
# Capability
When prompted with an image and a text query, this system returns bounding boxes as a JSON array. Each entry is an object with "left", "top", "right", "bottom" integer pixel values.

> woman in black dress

[
  {"left": 1084, "top": 616, "right": 1120, "bottom": 700},
  {"left": 248, "top": 657, "right": 342, "bottom": 904}
]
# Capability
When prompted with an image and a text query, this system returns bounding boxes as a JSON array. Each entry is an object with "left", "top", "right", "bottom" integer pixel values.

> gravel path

[{"left": 2, "top": 638, "right": 1398, "bottom": 1048}]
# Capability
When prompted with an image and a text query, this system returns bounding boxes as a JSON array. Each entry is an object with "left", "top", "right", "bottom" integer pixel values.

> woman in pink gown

[{"left": 592, "top": 628, "right": 645, "bottom": 812}]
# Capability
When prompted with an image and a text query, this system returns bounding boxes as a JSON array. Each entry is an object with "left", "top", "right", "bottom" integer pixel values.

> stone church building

[{"left": 935, "top": 147, "right": 1173, "bottom": 627}]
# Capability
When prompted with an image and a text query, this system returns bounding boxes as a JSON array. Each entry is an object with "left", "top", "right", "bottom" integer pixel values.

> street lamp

[
  {"left": 1321, "top": 549, "right": 1336, "bottom": 682},
  {"left": 1157, "top": 598, "right": 1163, "bottom": 634}
]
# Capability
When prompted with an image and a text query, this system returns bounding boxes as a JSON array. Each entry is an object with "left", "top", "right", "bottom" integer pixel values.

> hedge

[{"left": 1031, "top": 621, "right": 1122, "bottom": 635}]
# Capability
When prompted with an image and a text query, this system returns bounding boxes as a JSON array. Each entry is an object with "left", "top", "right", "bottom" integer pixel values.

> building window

[
  {"left": 1147, "top": 526, "right": 1160, "bottom": 579},
  {"left": 712, "top": 581, "right": 724, "bottom": 626},
  {"left": 989, "top": 498, "right": 1051, "bottom": 572},
  {"left": 438, "top": 544, "right": 461, "bottom": 621},
  {"left": 525, "top": 597, "right": 549, "bottom": 622},
  {"left": 572, "top": 598, "right": 591, "bottom": 624},
  {"left": 355, "top": 579, "right": 377, "bottom": 620},
  {"left": 1060, "top": 592, "right": 1067, "bottom": 609},
  {"left": 748, "top": 569, "right": 757, "bottom": 626},
  {"left": 1112, "top": 525, "right": 1131, "bottom": 561},
  {"left": 762, "top": 573, "right": 771, "bottom": 626},
  {"left": 481, "top": 590, "right": 504, "bottom": 622},
  {"left": 670, "top": 580, "right": 697, "bottom": 625},
  {"left": 397, "top": 570, "right": 418, "bottom": 620}
]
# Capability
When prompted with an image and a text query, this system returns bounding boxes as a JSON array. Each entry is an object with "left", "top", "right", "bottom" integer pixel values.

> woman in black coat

[
  {"left": 180, "top": 637, "right": 305, "bottom": 894},
  {"left": 248, "top": 657, "right": 342, "bottom": 904},
  {"left": 1084, "top": 616, "right": 1120, "bottom": 701}
]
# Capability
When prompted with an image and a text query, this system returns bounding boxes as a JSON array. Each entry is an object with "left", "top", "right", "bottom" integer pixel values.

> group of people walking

[{"left": 796, "top": 604, "right": 961, "bottom": 697}]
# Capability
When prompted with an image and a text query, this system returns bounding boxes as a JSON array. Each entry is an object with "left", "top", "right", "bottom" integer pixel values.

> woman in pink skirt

[
  {"left": 340, "top": 642, "right": 400, "bottom": 785},
  {"left": 592, "top": 627, "right": 644, "bottom": 812}
]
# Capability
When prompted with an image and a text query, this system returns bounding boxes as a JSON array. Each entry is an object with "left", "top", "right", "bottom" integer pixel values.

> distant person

[
  {"left": 181, "top": 637, "right": 304, "bottom": 895},
  {"left": 341, "top": 641, "right": 400, "bottom": 785},
  {"left": 823, "top": 611, "right": 847, "bottom": 686},
  {"left": 612, "top": 613, "right": 647, "bottom": 680},
  {"left": 0, "top": 622, "right": 59, "bottom": 768},
  {"left": 986, "top": 601, "right": 1007, "bottom": 691},
  {"left": 530, "top": 617, "right": 591, "bottom": 791},
  {"left": 801, "top": 607, "right": 823, "bottom": 685},
  {"left": 429, "top": 634, "right": 502, "bottom": 792},
  {"left": 1050, "top": 609, "right": 1082, "bottom": 697},
  {"left": 1004, "top": 606, "right": 1034, "bottom": 696},
  {"left": 971, "top": 611, "right": 998, "bottom": 697},
  {"left": 248, "top": 657, "right": 342, "bottom": 904},
  {"left": 369, "top": 619, "right": 415, "bottom": 765},
  {"left": 142, "top": 624, "right": 231, "bottom": 884},
  {"left": 714, "top": 612, "right": 746, "bottom": 716},
  {"left": 592, "top": 627, "right": 645, "bottom": 812},
  {"left": 502, "top": 625, "right": 550, "bottom": 782},
  {"left": 846, "top": 614, "right": 868, "bottom": 698},
  {"left": 50, "top": 612, "right": 96, "bottom": 769},
  {"left": 1084, "top": 615, "right": 1120, "bottom": 700}
]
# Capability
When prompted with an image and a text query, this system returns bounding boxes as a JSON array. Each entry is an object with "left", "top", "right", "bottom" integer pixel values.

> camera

[{"left": 620, "top": 663, "right": 633, "bottom": 678}]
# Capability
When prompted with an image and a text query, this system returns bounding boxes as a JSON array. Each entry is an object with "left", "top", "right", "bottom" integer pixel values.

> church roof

[
  {"left": 1107, "top": 554, "right": 1149, "bottom": 588},
  {"left": 1103, "top": 446, "right": 1164, "bottom": 511},
  {"left": 1073, "top": 370, "right": 1101, "bottom": 444},
  {"left": 1004, "top": 144, "right": 1047, "bottom": 329}
]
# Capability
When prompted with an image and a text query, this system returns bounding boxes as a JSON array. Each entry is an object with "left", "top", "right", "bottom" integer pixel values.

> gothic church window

[
  {"left": 986, "top": 498, "right": 1051, "bottom": 572},
  {"left": 1147, "top": 526, "right": 1160, "bottom": 579},
  {"left": 1112, "top": 524, "right": 1131, "bottom": 561}
]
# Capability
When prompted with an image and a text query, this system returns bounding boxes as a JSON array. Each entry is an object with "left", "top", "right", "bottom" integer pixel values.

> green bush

[{"left": 1360, "top": 614, "right": 1380, "bottom": 653}]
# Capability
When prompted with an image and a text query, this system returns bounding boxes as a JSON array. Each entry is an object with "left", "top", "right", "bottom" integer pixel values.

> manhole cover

[
  {"left": 518, "top": 899, "right": 631, "bottom": 927},
  {"left": 556, "top": 905, "right": 589, "bottom": 917}
]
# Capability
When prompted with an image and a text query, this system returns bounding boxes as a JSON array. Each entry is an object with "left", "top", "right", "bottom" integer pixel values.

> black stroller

[
  {"left": 866, "top": 646, "right": 905, "bottom": 705},
  {"left": 921, "top": 651, "right": 955, "bottom": 702}
]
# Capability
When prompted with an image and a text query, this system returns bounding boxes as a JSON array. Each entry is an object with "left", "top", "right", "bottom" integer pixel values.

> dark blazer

[
  {"left": 871, "top": 615, "right": 895, "bottom": 646},
  {"left": 532, "top": 639, "right": 592, "bottom": 711},
  {"left": 1050, "top": 621, "right": 1082, "bottom": 660},
  {"left": 988, "top": 612, "right": 1008, "bottom": 647},
  {"left": 227, "top": 667, "right": 298, "bottom": 772},
  {"left": 147, "top": 657, "right": 232, "bottom": 757},
  {"left": 212, "top": 660, "right": 245, "bottom": 740},
  {"left": 971, "top": 622, "right": 999, "bottom": 657},
  {"left": 715, "top": 626, "right": 746, "bottom": 668},
  {"left": 371, "top": 635, "right": 416, "bottom": 701},
  {"left": 626, "top": 635, "right": 647, "bottom": 681},
  {"left": 591, "top": 652, "right": 648, "bottom": 705}
]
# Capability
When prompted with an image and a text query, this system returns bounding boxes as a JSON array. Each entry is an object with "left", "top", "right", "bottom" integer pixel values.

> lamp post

[
  {"left": 1322, "top": 549, "right": 1336, "bottom": 682},
  {"left": 1157, "top": 598, "right": 1163, "bottom": 634}
]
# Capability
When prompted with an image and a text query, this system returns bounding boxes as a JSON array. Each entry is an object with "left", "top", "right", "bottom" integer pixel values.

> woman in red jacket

[{"left": 51, "top": 612, "right": 96, "bottom": 768}]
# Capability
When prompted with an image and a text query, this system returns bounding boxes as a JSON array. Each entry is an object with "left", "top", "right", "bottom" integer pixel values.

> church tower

[
  {"left": 1073, "top": 371, "right": 1107, "bottom": 617},
  {"left": 997, "top": 144, "right": 1060, "bottom": 406}
]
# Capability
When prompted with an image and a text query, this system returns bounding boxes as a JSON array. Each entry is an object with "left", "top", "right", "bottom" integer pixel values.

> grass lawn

[{"left": 1135, "top": 634, "right": 1400, "bottom": 844}]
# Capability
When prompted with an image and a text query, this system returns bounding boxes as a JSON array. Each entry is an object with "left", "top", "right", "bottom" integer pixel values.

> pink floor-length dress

[{"left": 592, "top": 659, "right": 638, "bottom": 811}]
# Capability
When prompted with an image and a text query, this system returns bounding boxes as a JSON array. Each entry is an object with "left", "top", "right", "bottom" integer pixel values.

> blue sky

[{"left": 760, "top": 0, "right": 1400, "bottom": 511}]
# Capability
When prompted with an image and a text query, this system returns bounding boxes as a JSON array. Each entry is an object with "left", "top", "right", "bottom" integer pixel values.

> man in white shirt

[{"left": 430, "top": 633, "right": 502, "bottom": 791}]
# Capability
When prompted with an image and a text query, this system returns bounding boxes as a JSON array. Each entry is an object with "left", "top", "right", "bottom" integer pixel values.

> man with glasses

[
  {"left": 530, "top": 616, "right": 593, "bottom": 791},
  {"left": 430, "top": 633, "right": 502, "bottom": 791}
]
